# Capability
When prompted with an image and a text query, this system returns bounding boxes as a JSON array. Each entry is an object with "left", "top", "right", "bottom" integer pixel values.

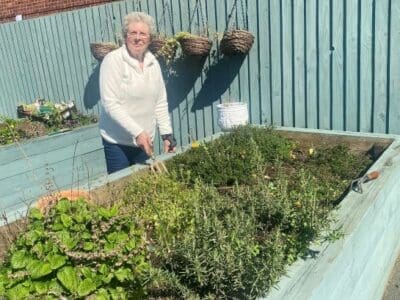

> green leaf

[
  {"left": 56, "top": 231, "right": 77, "bottom": 250},
  {"left": 60, "top": 214, "right": 73, "bottom": 228},
  {"left": 10, "top": 250, "right": 28, "bottom": 269},
  {"left": 77, "top": 278, "right": 96, "bottom": 297},
  {"left": 26, "top": 259, "right": 52, "bottom": 279},
  {"left": 93, "top": 288, "right": 110, "bottom": 300},
  {"left": 83, "top": 241, "right": 95, "bottom": 251},
  {"left": 24, "top": 229, "right": 42, "bottom": 246},
  {"left": 6, "top": 283, "right": 30, "bottom": 300},
  {"left": 80, "top": 266, "right": 94, "bottom": 279},
  {"left": 56, "top": 200, "right": 71, "bottom": 213},
  {"left": 98, "top": 264, "right": 109, "bottom": 274},
  {"left": 46, "top": 253, "right": 66, "bottom": 270},
  {"left": 102, "top": 273, "right": 114, "bottom": 284},
  {"left": 48, "top": 278, "right": 64, "bottom": 296},
  {"left": 109, "top": 287, "right": 127, "bottom": 300},
  {"left": 28, "top": 208, "right": 43, "bottom": 220},
  {"left": 114, "top": 268, "right": 132, "bottom": 282},
  {"left": 33, "top": 280, "right": 49, "bottom": 295},
  {"left": 57, "top": 266, "right": 79, "bottom": 293}
]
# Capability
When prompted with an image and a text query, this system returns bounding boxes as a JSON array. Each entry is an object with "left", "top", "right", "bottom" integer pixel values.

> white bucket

[{"left": 217, "top": 102, "right": 249, "bottom": 131}]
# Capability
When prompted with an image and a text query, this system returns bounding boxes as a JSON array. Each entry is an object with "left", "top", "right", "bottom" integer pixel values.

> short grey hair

[{"left": 122, "top": 12, "right": 155, "bottom": 38}]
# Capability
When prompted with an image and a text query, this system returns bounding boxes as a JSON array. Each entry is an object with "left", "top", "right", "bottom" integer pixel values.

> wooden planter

[
  {"left": 86, "top": 128, "right": 400, "bottom": 300},
  {"left": 262, "top": 128, "right": 400, "bottom": 300},
  {"left": 0, "top": 124, "right": 106, "bottom": 224}
]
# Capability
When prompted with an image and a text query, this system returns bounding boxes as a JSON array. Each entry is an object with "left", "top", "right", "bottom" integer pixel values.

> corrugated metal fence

[{"left": 0, "top": 0, "right": 400, "bottom": 144}]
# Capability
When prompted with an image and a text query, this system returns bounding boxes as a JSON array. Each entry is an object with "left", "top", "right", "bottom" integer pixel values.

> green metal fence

[{"left": 0, "top": 0, "right": 400, "bottom": 144}]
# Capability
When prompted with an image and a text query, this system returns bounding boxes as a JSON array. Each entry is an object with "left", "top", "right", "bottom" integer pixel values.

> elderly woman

[{"left": 99, "top": 12, "right": 176, "bottom": 174}]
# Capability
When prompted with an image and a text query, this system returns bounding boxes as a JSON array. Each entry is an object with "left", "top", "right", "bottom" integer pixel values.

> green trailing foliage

[{"left": 0, "top": 199, "right": 150, "bottom": 299}]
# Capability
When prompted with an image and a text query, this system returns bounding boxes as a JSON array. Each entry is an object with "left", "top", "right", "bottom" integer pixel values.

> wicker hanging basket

[
  {"left": 149, "top": 36, "right": 178, "bottom": 62},
  {"left": 90, "top": 42, "right": 119, "bottom": 60},
  {"left": 179, "top": 36, "right": 212, "bottom": 56},
  {"left": 149, "top": 36, "right": 167, "bottom": 54},
  {"left": 220, "top": 29, "right": 254, "bottom": 55}
]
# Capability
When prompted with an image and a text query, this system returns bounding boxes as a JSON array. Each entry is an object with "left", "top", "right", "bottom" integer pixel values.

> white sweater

[{"left": 99, "top": 45, "right": 172, "bottom": 146}]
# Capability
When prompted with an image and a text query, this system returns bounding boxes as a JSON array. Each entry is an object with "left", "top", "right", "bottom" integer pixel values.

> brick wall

[{"left": 0, "top": 0, "right": 115, "bottom": 23}]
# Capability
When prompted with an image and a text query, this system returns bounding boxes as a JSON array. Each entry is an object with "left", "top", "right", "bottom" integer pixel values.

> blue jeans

[{"left": 102, "top": 138, "right": 148, "bottom": 174}]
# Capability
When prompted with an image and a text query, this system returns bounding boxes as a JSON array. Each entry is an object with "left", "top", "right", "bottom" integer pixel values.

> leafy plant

[
  {"left": 166, "top": 127, "right": 264, "bottom": 187},
  {"left": 0, "top": 199, "right": 150, "bottom": 299}
]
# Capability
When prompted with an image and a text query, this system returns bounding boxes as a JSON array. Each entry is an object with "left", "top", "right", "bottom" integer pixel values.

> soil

[{"left": 383, "top": 254, "right": 400, "bottom": 300}]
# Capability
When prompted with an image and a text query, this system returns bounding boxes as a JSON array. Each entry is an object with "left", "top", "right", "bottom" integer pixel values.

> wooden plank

[
  {"left": 200, "top": 0, "right": 214, "bottom": 138},
  {"left": 0, "top": 125, "right": 100, "bottom": 165},
  {"left": 42, "top": 16, "right": 64, "bottom": 102},
  {"left": 305, "top": 0, "right": 318, "bottom": 129},
  {"left": 372, "top": 0, "right": 389, "bottom": 133},
  {"left": 281, "top": 0, "right": 293, "bottom": 127},
  {"left": 317, "top": 0, "right": 331, "bottom": 130},
  {"left": 0, "top": 136, "right": 102, "bottom": 180},
  {"left": 0, "top": 28, "right": 16, "bottom": 116},
  {"left": 13, "top": 22, "right": 36, "bottom": 101},
  {"left": 293, "top": 0, "right": 306, "bottom": 128},
  {"left": 209, "top": 0, "right": 226, "bottom": 133},
  {"left": 0, "top": 149, "right": 106, "bottom": 215},
  {"left": 388, "top": 0, "right": 400, "bottom": 134},
  {"left": 344, "top": 0, "right": 359, "bottom": 132},
  {"left": 331, "top": 0, "right": 344, "bottom": 131},
  {"left": 75, "top": 8, "right": 99, "bottom": 115},
  {"left": 1, "top": 25, "right": 29, "bottom": 112},
  {"left": 269, "top": 0, "right": 283, "bottom": 126},
  {"left": 256, "top": 0, "right": 271, "bottom": 125},
  {"left": 359, "top": 0, "right": 373, "bottom": 132}
]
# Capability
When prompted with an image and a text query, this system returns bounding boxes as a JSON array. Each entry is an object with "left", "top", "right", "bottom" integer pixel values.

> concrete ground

[{"left": 383, "top": 254, "right": 400, "bottom": 300}]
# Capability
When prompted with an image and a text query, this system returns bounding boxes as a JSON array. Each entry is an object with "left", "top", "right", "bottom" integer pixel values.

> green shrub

[
  {"left": 0, "top": 199, "right": 149, "bottom": 299},
  {"left": 166, "top": 127, "right": 264, "bottom": 187}
]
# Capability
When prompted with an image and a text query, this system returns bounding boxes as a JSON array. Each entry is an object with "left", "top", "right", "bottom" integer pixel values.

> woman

[{"left": 99, "top": 12, "right": 176, "bottom": 174}]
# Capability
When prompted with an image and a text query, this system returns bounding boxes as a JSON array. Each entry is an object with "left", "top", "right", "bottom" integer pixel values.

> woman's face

[{"left": 125, "top": 21, "right": 151, "bottom": 60}]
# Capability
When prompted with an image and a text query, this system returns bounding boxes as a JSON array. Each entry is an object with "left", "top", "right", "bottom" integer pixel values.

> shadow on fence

[
  {"left": 83, "top": 64, "right": 101, "bottom": 110},
  {"left": 191, "top": 54, "right": 246, "bottom": 111},
  {"left": 166, "top": 56, "right": 207, "bottom": 112}
]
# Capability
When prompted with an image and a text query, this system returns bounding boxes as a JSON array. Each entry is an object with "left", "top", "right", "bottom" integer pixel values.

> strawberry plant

[{"left": 0, "top": 199, "right": 150, "bottom": 299}]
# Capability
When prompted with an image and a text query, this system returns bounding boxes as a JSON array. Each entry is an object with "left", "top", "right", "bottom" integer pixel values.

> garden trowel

[{"left": 350, "top": 171, "right": 380, "bottom": 194}]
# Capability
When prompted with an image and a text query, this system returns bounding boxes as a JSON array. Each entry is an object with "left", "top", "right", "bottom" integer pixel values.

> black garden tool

[{"left": 350, "top": 171, "right": 380, "bottom": 194}]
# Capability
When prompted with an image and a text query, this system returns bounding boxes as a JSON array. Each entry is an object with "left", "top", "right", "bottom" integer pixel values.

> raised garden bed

[
  {"left": 0, "top": 124, "right": 106, "bottom": 225},
  {"left": 1, "top": 126, "right": 399, "bottom": 299},
  {"left": 91, "top": 127, "right": 400, "bottom": 299}
]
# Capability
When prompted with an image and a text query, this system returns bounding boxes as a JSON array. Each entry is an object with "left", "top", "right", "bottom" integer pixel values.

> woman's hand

[
  {"left": 162, "top": 134, "right": 177, "bottom": 153},
  {"left": 136, "top": 132, "right": 153, "bottom": 157}
]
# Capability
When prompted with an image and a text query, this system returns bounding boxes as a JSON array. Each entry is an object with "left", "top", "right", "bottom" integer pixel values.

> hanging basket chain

[
  {"left": 225, "top": 0, "right": 249, "bottom": 31},
  {"left": 225, "top": 0, "right": 239, "bottom": 32},
  {"left": 220, "top": 0, "right": 254, "bottom": 55},
  {"left": 188, "top": 0, "right": 207, "bottom": 36},
  {"left": 156, "top": 2, "right": 175, "bottom": 35},
  {"left": 240, "top": 0, "right": 249, "bottom": 30}
]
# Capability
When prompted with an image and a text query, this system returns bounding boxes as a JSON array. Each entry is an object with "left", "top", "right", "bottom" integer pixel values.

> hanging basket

[
  {"left": 90, "top": 42, "right": 119, "bottom": 60},
  {"left": 217, "top": 102, "right": 249, "bottom": 131},
  {"left": 149, "top": 36, "right": 178, "bottom": 62},
  {"left": 179, "top": 36, "right": 213, "bottom": 56},
  {"left": 149, "top": 36, "right": 167, "bottom": 54},
  {"left": 220, "top": 29, "right": 254, "bottom": 55}
]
